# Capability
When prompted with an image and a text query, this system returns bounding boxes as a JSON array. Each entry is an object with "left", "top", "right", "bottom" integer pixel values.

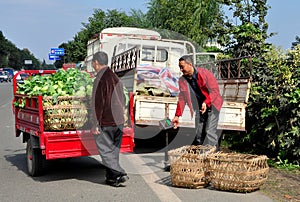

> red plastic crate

[{"left": 120, "top": 127, "right": 135, "bottom": 153}]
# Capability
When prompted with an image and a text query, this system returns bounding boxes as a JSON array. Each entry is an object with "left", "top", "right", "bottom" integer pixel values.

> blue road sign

[
  {"left": 50, "top": 48, "right": 65, "bottom": 56},
  {"left": 49, "top": 53, "right": 61, "bottom": 60}
]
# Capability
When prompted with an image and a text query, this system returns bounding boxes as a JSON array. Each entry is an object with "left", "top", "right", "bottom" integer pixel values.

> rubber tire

[{"left": 26, "top": 139, "right": 44, "bottom": 176}]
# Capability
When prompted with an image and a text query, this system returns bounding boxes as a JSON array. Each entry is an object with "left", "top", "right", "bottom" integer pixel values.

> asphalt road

[{"left": 0, "top": 82, "right": 273, "bottom": 202}]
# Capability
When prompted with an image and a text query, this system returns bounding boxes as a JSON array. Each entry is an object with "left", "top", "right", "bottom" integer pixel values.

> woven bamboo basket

[
  {"left": 168, "top": 145, "right": 216, "bottom": 189},
  {"left": 207, "top": 152, "right": 269, "bottom": 192},
  {"left": 43, "top": 96, "right": 89, "bottom": 131}
]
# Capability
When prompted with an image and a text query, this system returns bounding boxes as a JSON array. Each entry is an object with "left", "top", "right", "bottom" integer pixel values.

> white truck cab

[{"left": 86, "top": 27, "right": 197, "bottom": 76}]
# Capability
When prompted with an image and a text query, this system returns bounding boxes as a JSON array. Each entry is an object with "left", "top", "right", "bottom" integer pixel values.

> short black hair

[
  {"left": 179, "top": 55, "right": 193, "bottom": 65},
  {"left": 92, "top": 51, "right": 108, "bottom": 65}
]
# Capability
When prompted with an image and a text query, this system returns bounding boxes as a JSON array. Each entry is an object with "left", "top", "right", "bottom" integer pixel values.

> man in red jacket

[{"left": 172, "top": 55, "right": 223, "bottom": 150}]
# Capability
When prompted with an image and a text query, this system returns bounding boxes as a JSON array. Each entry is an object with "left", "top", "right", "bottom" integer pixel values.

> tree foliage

[
  {"left": 0, "top": 31, "right": 40, "bottom": 70},
  {"left": 219, "top": 1, "right": 299, "bottom": 164},
  {"left": 291, "top": 36, "right": 300, "bottom": 50},
  {"left": 147, "top": 0, "right": 221, "bottom": 47},
  {"left": 219, "top": 0, "right": 270, "bottom": 58},
  {"left": 242, "top": 45, "right": 300, "bottom": 164}
]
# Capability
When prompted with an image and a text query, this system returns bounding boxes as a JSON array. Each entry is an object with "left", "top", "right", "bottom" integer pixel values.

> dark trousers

[
  {"left": 94, "top": 125, "right": 126, "bottom": 179},
  {"left": 194, "top": 106, "right": 222, "bottom": 151}
]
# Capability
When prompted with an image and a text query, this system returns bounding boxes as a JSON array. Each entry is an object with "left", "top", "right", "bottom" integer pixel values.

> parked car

[
  {"left": 0, "top": 71, "right": 10, "bottom": 82},
  {"left": 3, "top": 68, "right": 14, "bottom": 81}
]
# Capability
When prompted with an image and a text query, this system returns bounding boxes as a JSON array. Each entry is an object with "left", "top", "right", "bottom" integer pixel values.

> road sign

[
  {"left": 24, "top": 60, "right": 32, "bottom": 64},
  {"left": 50, "top": 48, "right": 65, "bottom": 56},
  {"left": 48, "top": 53, "right": 61, "bottom": 60}
]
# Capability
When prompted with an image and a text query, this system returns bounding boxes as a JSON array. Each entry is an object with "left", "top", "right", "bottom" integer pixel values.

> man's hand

[
  {"left": 200, "top": 102, "right": 207, "bottom": 114},
  {"left": 172, "top": 116, "right": 179, "bottom": 129},
  {"left": 91, "top": 125, "right": 101, "bottom": 135}
]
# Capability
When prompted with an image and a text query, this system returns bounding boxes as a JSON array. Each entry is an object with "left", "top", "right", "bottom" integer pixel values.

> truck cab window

[{"left": 141, "top": 48, "right": 168, "bottom": 62}]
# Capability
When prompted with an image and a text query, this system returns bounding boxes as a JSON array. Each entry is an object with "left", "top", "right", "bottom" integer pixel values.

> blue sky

[{"left": 0, "top": 0, "right": 299, "bottom": 64}]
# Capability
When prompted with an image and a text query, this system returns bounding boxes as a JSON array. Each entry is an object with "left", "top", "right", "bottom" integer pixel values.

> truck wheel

[{"left": 26, "top": 139, "right": 44, "bottom": 176}]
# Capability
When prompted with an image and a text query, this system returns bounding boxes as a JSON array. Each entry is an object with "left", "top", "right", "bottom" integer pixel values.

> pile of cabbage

[
  {"left": 15, "top": 68, "right": 94, "bottom": 130},
  {"left": 16, "top": 68, "right": 93, "bottom": 98}
]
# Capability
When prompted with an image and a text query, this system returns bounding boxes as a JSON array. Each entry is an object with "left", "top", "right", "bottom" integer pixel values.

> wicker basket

[
  {"left": 168, "top": 145, "right": 216, "bottom": 189},
  {"left": 207, "top": 152, "right": 269, "bottom": 192},
  {"left": 43, "top": 96, "right": 89, "bottom": 131}
]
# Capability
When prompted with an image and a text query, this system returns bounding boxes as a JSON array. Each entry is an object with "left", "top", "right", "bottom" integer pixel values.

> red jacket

[{"left": 175, "top": 68, "right": 223, "bottom": 117}]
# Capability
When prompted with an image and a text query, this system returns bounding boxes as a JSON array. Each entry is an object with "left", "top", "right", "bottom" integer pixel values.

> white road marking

[
  {"left": 91, "top": 153, "right": 181, "bottom": 202},
  {"left": 123, "top": 153, "right": 181, "bottom": 202}
]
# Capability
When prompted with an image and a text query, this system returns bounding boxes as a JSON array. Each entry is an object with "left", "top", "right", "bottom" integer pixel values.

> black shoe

[
  {"left": 116, "top": 174, "right": 129, "bottom": 184},
  {"left": 105, "top": 179, "right": 119, "bottom": 187},
  {"left": 105, "top": 174, "right": 129, "bottom": 187}
]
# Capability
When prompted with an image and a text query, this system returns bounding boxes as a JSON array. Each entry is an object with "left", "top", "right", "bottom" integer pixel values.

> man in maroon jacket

[
  {"left": 172, "top": 55, "right": 223, "bottom": 150},
  {"left": 90, "top": 51, "right": 128, "bottom": 187}
]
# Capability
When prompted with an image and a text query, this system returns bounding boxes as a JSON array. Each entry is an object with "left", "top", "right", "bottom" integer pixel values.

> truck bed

[
  {"left": 134, "top": 95, "right": 194, "bottom": 127},
  {"left": 132, "top": 76, "right": 251, "bottom": 130}
]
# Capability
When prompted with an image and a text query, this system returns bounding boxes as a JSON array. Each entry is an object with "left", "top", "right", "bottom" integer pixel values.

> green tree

[
  {"left": 128, "top": 9, "right": 151, "bottom": 28},
  {"left": 220, "top": 1, "right": 299, "bottom": 163},
  {"left": 220, "top": 0, "right": 270, "bottom": 57},
  {"left": 82, "top": 8, "right": 107, "bottom": 37},
  {"left": 243, "top": 45, "right": 300, "bottom": 164},
  {"left": 0, "top": 31, "right": 10, "bottom": 67},
  {"left": 0, "top": 31, "right": 40, "bottom": 70},
  {"left": 291, "top": 36, "right": 300, "bottom": 50},
  {"left": 104, "top": 9, "right": 133, "bottom": 27},
  {"left": 146, "top": 0, "right": 222, "bottom": 46}
]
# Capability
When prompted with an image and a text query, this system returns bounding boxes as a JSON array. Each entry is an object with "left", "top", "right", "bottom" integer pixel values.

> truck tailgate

[{"left": 134, "top": 95, "right": 194, "bottom": 127}]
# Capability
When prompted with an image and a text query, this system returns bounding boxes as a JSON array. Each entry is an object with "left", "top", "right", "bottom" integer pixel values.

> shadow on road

[
  {"left": 5, "top": 152, "right": 107, "bottom": 185},
  {"left": 155, "top": 175, "right": 172, "bottom": 187},
  {"left": 5, "top": 152, "right": 28, "bottom": 174}
]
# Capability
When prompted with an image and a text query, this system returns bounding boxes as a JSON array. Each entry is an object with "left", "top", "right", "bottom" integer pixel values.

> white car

[{"left": 0, "top": 71, "right": 9, "bottom": 82}]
